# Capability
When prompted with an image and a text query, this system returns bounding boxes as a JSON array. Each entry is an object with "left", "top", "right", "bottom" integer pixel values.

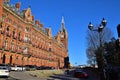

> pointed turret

[
  {"left": 61, "top": 16, "right": 66, "bottom": 33},
  {"left": 60, "top": 16, "right": 68, "bottom": 49}
]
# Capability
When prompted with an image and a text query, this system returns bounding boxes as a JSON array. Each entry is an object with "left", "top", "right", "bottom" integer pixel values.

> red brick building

[{"left": 0, "top": 0, "right": 69, "bottom": 69}]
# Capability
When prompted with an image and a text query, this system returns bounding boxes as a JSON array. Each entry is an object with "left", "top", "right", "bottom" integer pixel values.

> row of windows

[
  {"left": 0, "top": 15, "right": 66, "bottom": 60},
  {"left": 0, "top": 40, "right": 63, "bottom": 62},
  {"left": 0, "top": 26, "right": 23, "bottom": 41},
  {"left": 2, "top": 14, "right": 29, "bottom": 32}
]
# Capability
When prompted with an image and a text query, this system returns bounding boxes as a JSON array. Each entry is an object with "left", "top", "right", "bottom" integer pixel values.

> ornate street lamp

[
  {"left": 88, "top": 18, "right": 107, "bottom": 80},
  {"left": 88, "top": 18, "right": 107, "bottom": 32}
]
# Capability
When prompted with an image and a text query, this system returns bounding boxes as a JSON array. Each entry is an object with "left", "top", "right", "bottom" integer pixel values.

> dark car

[
  {"left": 25, "top": 65, "right": 37, "bottom": 71},
  {"left": 37, "top": 66, "right": 55, "bottom": 70},
  {"left": 73, "top": 70, "right": 88, "bottom": 78}
]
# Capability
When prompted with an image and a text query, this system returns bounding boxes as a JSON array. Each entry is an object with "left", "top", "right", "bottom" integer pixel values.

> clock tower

[{"left": 60, "top": 16, "right": 68, "bottom": 49}]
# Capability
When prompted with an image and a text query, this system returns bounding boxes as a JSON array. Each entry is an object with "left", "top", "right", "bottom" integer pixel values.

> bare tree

[{"left": 86, "top": 27, "right": 113, "bottom": 66}]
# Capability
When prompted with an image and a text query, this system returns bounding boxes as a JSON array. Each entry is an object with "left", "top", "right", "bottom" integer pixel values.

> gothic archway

[{"left": 2, "top": 54, "right": 6, "bottom": 64}]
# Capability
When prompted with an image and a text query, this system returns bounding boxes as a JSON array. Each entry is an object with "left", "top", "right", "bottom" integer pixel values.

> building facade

[{"left": 0, "top": 0, "right": 69, "bottom": 69}]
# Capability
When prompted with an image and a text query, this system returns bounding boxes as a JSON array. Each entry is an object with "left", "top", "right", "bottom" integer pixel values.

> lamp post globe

[
  {"left": 101, "top": 18, "right": 107, "bottom": 27},
  {"left": 88, "top": 22, "right": 93, "bottom": 30}
]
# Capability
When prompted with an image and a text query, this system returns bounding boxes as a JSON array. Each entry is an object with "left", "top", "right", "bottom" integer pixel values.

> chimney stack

[
  {"left": 32, "top": 16, "right": 34, "bottom": 21},
  {"left": 39, "top": 24, "right": 44, "bottom": 28},
  {"left": 15, "top": 2, "right": 21, "bottom": 10},
  {"left": 35, "top": 20, "right": 40, "bottom": 25}
]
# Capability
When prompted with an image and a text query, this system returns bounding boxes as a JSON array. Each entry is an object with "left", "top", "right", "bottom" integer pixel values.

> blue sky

[{"left": 10, "top": 0, "right": 120, "bottom": 66}]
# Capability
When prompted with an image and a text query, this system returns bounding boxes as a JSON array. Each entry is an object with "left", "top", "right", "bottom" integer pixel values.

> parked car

[
  {"left": 0, "top": 67, "right": 9, "bottom": 77},
  {"left": 37, "top": 66, "right": 55, "bottom": 70},
  {"left": 25, "top": 65, "right": 37, "bottom": 71},
  {"left": 0, "top": 64, "right": 11, "bottom": 72},
  {"left": 64, "top": 69, "right": 70, "bottom": 75},
  {"left": 11, "top": 65, "right": 26, "bottom": 71},
  {"left": 73, "top": 70, "right": 88, "bottom": 78}
]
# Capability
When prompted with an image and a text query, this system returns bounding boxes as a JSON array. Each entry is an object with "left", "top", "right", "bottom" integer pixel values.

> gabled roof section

[{"left": 24, "top": 7, "right": 33, "bottom": 22}]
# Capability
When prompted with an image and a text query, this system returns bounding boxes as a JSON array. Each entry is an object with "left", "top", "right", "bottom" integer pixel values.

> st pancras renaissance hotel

[{"left": 0, "top": 0, "right": 69, "bottom": 69}]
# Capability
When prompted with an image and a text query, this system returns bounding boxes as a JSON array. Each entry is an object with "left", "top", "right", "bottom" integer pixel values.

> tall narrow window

[
  {"left": 25, "top": 27, "right": 29, "bottom": 32},
  {"left": 4, "top": 38, "right": 8, "bottom": 49},
  {"left": 49, "top": 48, "right": 52, "bottom": 52},
  {"left": 11, "top": 43, "right": 14, "bottom": 51},
  {"left": 7, "top": 18, "right": 12, "bottom": 24},
  {"left": 14, "top": 22, "right": 17, "bottom": 28},
  {"left": 12, "top": 31, "right": 15, "bottom": 39},
  {"left": 18, "top": 32, "right": 21, "bottom": 40},
  {"left": 2, "top": 14, "right": 6, "bottom": 21},
  {"left": 23, "top": 47, "right": 27, "bottom": 54},
  {"left": 6, "top": 26, "right": 9, "bottom": 36},
  {"left": 0, "top": 22, "right": 2, "bottom": 33}
]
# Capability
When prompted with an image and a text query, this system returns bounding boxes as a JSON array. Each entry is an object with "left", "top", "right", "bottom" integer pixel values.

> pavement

[{"left": 10, "top": 71, "right": 46, "bottom": 80}]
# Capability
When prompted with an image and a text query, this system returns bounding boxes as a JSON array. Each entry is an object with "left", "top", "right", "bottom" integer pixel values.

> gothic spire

[{"left": 61, "top": 16, "right": 66, "bottom": 32}]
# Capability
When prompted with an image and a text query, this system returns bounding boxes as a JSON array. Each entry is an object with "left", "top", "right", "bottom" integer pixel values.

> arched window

[
  {"left": 0, "top": 22, "right": 3, "bottom": 33},
  {"left": 4, "top": 38, "right": 8, "bottom": 49},
  {"left": 49, "top": 48, "right": 52, "bottom": 52},
  {"left": 0, "top": 22, "right": 2, "bottom": 28},
  {"left": 25, "top": 27, "right": 29, "bottom": 32},
  {"left": 12, "top": 30, "right": 15, "bottom": 39},
  {"left": 6, "top": 26, "right": 9, "bottom": 36},
  {"left": 11, "top": 42, "right": 14, "bottom": 51},
  {"left": 18, "top": 32, "right": 21, "bottom": 40}
]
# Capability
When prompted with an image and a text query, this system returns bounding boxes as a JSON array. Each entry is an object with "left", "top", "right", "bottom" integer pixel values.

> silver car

[{"left": 0, "top": 67, "right": 9, "bottom": 77}]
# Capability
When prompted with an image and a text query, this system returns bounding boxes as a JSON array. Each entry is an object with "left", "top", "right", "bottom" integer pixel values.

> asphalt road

[
  {"left": 0, "top": 69, "right": 100, "bottom": 80},
  {"left": 48, "top": 69, "right": 100, "bottom": 80},
  {"left": 50, "top": 70, "right": 100, "bottom": 80},
  {"left": 0, "top": 76, "right": 19, "bottom": 80}
]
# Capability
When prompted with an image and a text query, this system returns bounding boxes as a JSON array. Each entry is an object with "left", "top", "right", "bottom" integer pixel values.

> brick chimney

[
  {"left": 39, "top": 24, "right": 44, "bottom": 28},
  {"left": 35, "top": 20, "right": 40, "bottom": 25},
  {"left": 32, "top": 16, "right": 34, "bottom": 21},
  {"left": 15, "top": 2, "right": 21, "bottom": 10}
]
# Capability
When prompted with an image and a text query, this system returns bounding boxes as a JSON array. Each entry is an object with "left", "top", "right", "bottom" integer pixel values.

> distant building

[{"left": 0, "top": 0, "right": 69, "bottom": 69}]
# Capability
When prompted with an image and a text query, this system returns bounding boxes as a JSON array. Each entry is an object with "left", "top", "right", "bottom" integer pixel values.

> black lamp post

[{"left": 88, "top": 18, "right": 107, "bottom": 80}]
